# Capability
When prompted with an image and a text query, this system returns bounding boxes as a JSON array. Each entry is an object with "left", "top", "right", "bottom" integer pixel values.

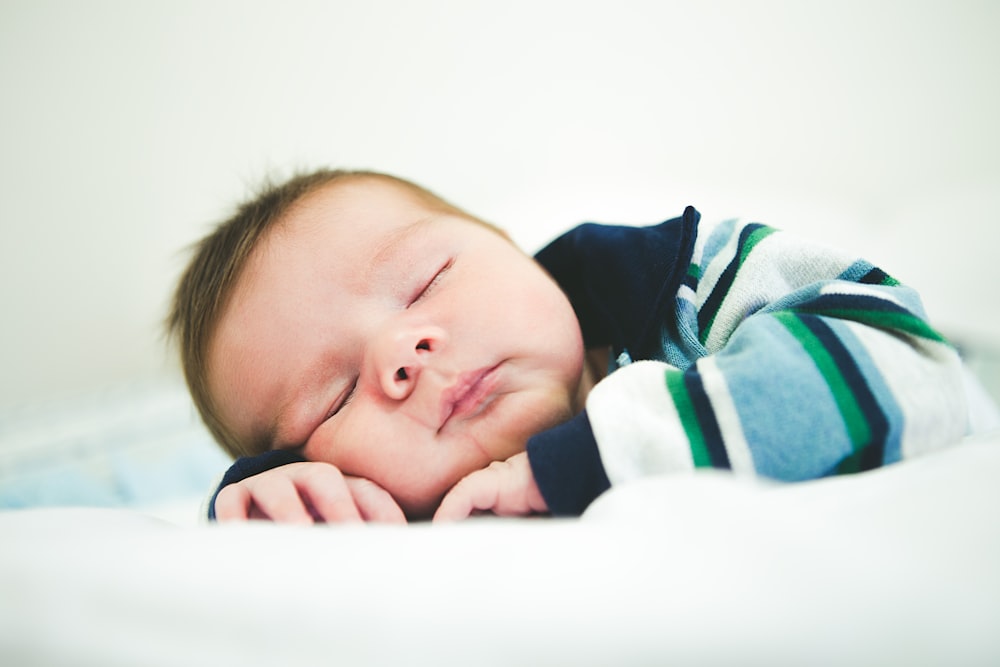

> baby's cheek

[
  {"left": 302, "top": 419, "right": 361, "bottom": 469},
  {"left": 509, "top": 389, "right": 575, "bottom": 443}
]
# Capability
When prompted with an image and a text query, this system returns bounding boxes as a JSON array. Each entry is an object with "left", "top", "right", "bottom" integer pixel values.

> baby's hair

[{"left": 166, "top": 168, "right": 494, "bottom": 458}]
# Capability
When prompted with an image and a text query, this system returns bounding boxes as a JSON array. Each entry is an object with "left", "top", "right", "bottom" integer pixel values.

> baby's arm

[
  {"left": 525, "top": 215, "right": 970, "bottom": 516},
  {"left": 583, "top": 221, "right": 969, "bottom": 487},
  {"left": 433, "top": 452, "right": 547, "bottom": 521},
  {"left": 210, "top": 455, "right": 405, "bottom": 524}
]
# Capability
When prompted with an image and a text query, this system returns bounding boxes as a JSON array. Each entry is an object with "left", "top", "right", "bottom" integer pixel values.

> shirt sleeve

[
  {"left": 585, "top": 219, "right": 969, "bottom": 494},
  {"left": 531, "top": 218, "right": 969, "bottom": 515},
  {"left": 525, "top": 411, "right": 610, "bottom": 516}
]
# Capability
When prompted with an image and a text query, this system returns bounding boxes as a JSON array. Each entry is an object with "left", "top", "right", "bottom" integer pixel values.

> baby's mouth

[{"left": 438, "top": 364, "right": 501, "bottom": 430}]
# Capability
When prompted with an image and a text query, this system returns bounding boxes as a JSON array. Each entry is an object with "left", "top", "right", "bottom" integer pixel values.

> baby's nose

[{"left": 373, "top": 327, "right": 444, "bottom": 401}]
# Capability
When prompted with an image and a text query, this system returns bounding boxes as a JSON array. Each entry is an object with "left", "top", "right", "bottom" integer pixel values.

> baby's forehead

[
  {"left": 293, "top": 176, "right": 442, "bottom": 222},
  {"left": 258, "top": 182, "right": 457, "bottom": 276},
  {"left": 271, "top": 176, "right": 511, "bottom": 273},
  {"left": 280, "top": 177, "right": 493, "bottom": 250},
  {"left": 268, "top": 180, "right": 419, "bottom": 245}
]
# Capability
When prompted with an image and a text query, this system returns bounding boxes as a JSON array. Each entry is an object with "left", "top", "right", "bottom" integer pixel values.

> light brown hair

[{"left": 166, "top": 168, "right": 494, "bottom": 459}]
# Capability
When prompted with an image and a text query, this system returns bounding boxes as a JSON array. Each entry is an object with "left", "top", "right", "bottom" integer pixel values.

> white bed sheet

[{"left": 2, "top": 434, "right": 998, "bottom": 667}]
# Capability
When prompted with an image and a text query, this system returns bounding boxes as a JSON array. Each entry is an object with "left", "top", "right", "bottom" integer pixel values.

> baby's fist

[{"left": 433, "top": 452, "right": 548, "bottom": 522}]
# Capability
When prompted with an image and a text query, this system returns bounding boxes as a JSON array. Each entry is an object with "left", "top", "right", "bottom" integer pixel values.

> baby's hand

[
  {"left": 214, "top": 462, "right": 406, "bottom": 524},
  {"left": 433, "top": 452, "right": 548, "bottom": 522}
]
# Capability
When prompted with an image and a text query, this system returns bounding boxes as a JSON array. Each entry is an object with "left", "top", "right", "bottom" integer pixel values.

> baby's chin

[
  {"left": 403, "top": 504, "right": 438, "bottom": 522},
  {"left": 395, "top": 452, "right": 509, "bottom": 521},
  {"left": 395, "top": 408, "right": 573, "bottom": 520},
  {"left": 391, "top": 471, "right": 467, "bottom": 521},
  {"left": 401, "top": 488, "right": 459, "bottom": 522}
]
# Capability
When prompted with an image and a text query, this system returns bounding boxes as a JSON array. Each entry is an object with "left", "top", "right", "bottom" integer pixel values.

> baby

[{"left": 168, "top": 169, "right": 969, "bottom": 523}]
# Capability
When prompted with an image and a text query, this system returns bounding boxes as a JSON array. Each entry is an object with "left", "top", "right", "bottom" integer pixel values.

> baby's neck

[{"left": 576, "top": 346, "right": 609, "bottom": 410}]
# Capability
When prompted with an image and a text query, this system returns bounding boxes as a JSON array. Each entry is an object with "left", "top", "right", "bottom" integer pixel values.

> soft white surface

[{"left": 2, "top": 436, "right": 998, "bottom": 667}]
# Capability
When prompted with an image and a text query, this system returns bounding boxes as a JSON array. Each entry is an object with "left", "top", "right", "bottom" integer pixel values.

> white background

[{"left": 1, "top": 0, "right": 998, "bottom": 410}]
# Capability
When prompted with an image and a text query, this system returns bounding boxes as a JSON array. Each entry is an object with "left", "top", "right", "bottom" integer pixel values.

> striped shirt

[{"left": 526, "top": 207, "right": 968, "bottom": 514}]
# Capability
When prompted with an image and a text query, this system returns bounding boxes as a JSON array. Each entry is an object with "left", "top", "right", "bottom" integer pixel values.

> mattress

[{"left": 1, "top": 373, "right": 998, "bottom": 666}]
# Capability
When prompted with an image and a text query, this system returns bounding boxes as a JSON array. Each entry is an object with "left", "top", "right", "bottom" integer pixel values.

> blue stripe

[
  {"left": 798, "top": 315, "right": 889, "bottom": 472},
  {"left": 717, "top": 316, "right": 851, "bottom": 480},
  {"left": 699, "top": 217, "right": 739, "bottom": 269}
]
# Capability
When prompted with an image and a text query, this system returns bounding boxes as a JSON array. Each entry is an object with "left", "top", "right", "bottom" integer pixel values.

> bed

[{"left": 2, "top": 370, "right": 999, "bottom": 666}]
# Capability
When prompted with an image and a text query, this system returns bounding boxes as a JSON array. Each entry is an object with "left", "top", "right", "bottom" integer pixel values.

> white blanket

[{"left": 2, "top": 434, "right": 999, "bottom": 667}]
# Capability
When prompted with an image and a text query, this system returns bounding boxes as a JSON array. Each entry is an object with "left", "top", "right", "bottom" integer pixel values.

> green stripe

[
  {"left": 699, "top": 315, "right": 714, "bottom": 346},
  {"left": 797, "top": 306, "right": 946, "bottom": 344},
  {"left": 774, "top": 312, "right": 870, "bottom": 454},
  {"left": 699, "top": 225, "right": 777, "bottom": 344},
  {"left": 686, "top": 263, "right": 701, "bottom": 281},
  {"left": 665, "top": 369, "right": 713, "bottom": 467},
  {"left": 837, "top": 449, "right": 865, "bottom": 474},
  {"left": 879, "top": 274, "right": 900, "bottom": 287},
  {"left": 739, "top": 225, "right": 777, "bottom": 264}
]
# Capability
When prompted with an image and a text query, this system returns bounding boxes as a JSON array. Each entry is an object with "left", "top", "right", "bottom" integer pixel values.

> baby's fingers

[
  {"left": 214, "top": 483, "right": 253, "bottom": 521},
  {"left": 345, "top": 477, "right": 407, "bottom": 524},
  {"left": 434, "top": 453, "right": 548, "bottom": 523},
  {"left": 212, "top": 462, "right": 405, "bottom": 525},
  {"left": 433, "top": 468, "right": 500, "bottom": 522},
  {"left": 290, "top": 464, "right": 364, "bottom": 524},
  {"left": 218, "top": 474, "right": 314, "bottom": 524}
]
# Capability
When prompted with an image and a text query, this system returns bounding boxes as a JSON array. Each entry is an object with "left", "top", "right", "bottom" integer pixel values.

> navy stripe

[
  {"left": 683, "top": 368, "right": 731, "bottom": 469},
  {"left": 795, "top": 292, "right": 909, "bottom": 316},
  {"left": 859, "top": 267, "right": 889, "bottom": 285},
  {"left": 799, "top": 315, "right": 888, "bottom": 472},
  {"left": 697, "top": 223, "right": 766, "bottom": 335}
]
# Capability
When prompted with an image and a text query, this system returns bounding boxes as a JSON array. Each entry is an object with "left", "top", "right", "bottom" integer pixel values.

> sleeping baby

[{"left": 167, "top": 169, "right": 969, "bottom": 523}]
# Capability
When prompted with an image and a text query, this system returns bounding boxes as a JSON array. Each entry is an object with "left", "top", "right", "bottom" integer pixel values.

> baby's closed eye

[
  {"left": 409, "top": 258, "right": 453, "bottom": 306},
  {"left": 324, "top": 378, "right": 358, "bottom": 422}
]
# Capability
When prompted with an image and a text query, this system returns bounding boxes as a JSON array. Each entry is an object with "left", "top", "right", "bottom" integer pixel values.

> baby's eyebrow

[{"left": 364, "top": 216, "right": 434, "bottom": 283}]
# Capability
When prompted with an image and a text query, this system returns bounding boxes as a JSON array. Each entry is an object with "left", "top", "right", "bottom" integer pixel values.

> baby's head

[{"left": 169, "top": 169, "right": 588, "bottom": 517}]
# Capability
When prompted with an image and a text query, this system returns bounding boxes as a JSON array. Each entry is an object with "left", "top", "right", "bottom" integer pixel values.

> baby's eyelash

[{"left": 411, "top": 259, "right": 453, "bottom": 305}]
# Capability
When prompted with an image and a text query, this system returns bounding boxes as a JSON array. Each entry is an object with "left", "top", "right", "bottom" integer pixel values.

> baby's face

[{"left": 208, "top": 179, "right": 587, "bottom": 517}]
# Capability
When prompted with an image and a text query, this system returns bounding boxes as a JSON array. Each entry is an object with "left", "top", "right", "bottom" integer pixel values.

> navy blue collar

[{"left": 534, "top": 206, "right": 700, "bottom": 361}]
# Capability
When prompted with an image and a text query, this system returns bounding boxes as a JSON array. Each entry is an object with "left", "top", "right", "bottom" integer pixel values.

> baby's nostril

[
  {"left": 416, "top": 340, "right": 431, "bottom": 351},
  {"left": 395, "top": 368, "right": 408, "bottom": 381}
]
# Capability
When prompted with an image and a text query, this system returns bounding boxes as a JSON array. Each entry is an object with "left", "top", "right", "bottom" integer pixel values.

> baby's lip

[{"left": 438, "top": 364, "right": 501, "bottom": 430}]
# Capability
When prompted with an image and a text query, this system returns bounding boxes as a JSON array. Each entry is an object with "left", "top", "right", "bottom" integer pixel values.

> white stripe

[
  {"left": 687, "top": 216, "right": 708, "bottom": 268},
  {"left": 586, "top": 361, "right": 695, "bottom": 485},
  {"left": 846, "top": 322, "right": 967, "bottom": 459},
  {"left": 819, "top": 281, "right": 908, "bottom": 309},
  {"left": 697, "top": 356, "right": 755, "bottom": 475},
  {"left": 695, "top": 220, "right": 744, "bottom": 311}
]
